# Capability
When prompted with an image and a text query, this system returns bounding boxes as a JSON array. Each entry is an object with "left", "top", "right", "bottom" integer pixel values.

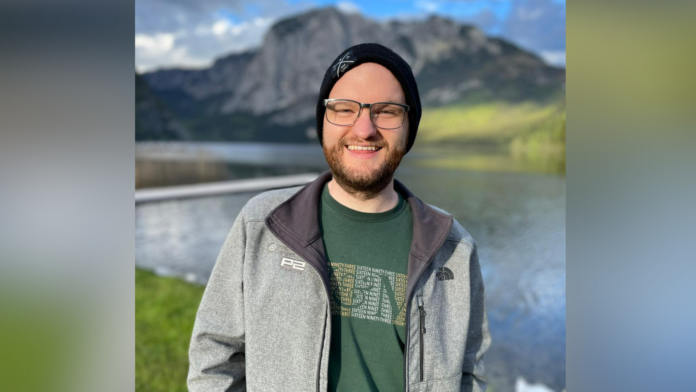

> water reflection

[{"left": 136, "top": 192, "right": 255, "bottom": 283}]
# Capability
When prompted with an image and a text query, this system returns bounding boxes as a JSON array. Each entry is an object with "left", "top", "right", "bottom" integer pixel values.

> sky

[{"left": 135, "top": 0, "right": 566, "bottom": 73}]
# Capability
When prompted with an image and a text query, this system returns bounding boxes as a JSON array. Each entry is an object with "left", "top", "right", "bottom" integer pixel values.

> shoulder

[
  {"left": 239, "top": 185, "right": 305, "bottom": 222},
  {"left": 426, "top": 203, "right": 476, "bottom": 250}
]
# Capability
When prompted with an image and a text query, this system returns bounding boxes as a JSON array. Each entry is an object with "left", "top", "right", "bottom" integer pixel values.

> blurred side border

[{"left": 1, "top": 1, "right": 695, "bottom": 392}]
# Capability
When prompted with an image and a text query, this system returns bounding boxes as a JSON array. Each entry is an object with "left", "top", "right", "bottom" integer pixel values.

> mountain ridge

[{"left": 139, "top": 7, "right": 565, "bottom": 143}]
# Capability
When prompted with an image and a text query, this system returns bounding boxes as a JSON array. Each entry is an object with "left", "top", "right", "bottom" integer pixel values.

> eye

[{"left": 374, "top": 109, "right": 398, "bottom": 116}]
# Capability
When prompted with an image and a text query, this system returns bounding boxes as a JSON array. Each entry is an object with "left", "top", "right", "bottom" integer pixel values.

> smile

[{"left": 346, "top": 145, "right": 382, "bottom": 151}]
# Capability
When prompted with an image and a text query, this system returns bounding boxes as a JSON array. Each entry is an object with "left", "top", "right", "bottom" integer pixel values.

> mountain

[
  {"left": 140, "top": 7, "right": 565, "bottom": 143},
  {"left": 135, "top": 74, "right": 190, "bottom": 141}
]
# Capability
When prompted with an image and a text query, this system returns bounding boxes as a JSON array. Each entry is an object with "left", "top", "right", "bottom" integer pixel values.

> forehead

[{"left": 328, "top": 62, "right": 406, "bottom": 104}]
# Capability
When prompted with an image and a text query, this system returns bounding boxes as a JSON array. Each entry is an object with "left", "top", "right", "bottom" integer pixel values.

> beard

[{"left": 323, "top": 136, "right": 407, "bottom": 200}]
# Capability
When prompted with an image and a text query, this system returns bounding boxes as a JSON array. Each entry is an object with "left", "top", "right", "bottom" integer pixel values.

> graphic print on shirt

[{"left": 328, "top": 262, "right": 407, "bottom": 326}]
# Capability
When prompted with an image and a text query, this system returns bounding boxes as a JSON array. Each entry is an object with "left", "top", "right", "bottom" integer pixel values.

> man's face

[{"left": 322, "top": 63, "right": 409, "bottom": 197}]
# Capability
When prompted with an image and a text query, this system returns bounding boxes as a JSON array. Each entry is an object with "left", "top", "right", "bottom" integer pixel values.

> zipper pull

[{"left": 419, "top": 305, "right": 427, "bottom": 334}]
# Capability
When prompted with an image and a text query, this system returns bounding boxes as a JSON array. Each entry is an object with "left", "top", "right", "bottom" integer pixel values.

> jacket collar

[{"left": 265, "top": 171, "right": 453, "bottom": 295}]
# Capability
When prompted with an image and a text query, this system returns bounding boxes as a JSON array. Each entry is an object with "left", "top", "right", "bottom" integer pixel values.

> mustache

[{"left": 338, "top": 137, "right": 387, "bottom": 148}]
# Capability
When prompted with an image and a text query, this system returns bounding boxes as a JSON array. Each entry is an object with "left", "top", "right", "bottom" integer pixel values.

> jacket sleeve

[
  {"left": 461, "top": 244, "right": 492, "bottom": 392},
  {"left": 187, "top": 209, "right": 247, "bottom": 391}
]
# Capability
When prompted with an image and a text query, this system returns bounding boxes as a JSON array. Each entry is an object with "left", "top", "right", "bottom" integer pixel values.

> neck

[{"left": 327, "top": 178, "right": 399, "bottom": 213}]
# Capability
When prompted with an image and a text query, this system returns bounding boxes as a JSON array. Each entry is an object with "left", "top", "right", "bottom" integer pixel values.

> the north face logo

[
  {"left": 436, "top": 267, "right": 454, "bottom": 281},
  {"left": 280, "top": 258, "right": 305, "bottom": 272}
]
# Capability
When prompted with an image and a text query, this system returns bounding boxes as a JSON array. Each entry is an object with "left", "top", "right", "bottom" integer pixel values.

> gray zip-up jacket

[{"left": 188, "top": 171, "right": 491, "bottom": 392}]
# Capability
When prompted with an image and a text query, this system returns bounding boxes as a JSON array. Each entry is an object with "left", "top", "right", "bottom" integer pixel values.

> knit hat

[{"left": 316, "top": 43, "right": 422, "bottom": 153}]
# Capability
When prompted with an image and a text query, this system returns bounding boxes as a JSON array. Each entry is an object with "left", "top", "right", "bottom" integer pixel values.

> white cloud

[
  {"left": 212, "top": 19, "right": 231, "bottom": 36},
  {"left": 135, "top": 33, "right": 176, "bottom": 56},
  {"left": 517, "top": 7, "right": 544, "bottom": 21},
  {"left": 207, "top": 17, "right": 272, "bottom": 38},
  {"left": 230, "top": 22, "right": 250, "bottom": 35},
  {"left": 253, "top": 17, "right": 272, "bottom": 28},
  {"left": 168, "top": 47, "right": 212, "bottom": 68},
  {"left": 136, "top": 37, "right": 212, "bottom": 73},
  {"left": 136, "top": 16, "right": 282, "bottom": 72},
  {"left": 135, "top": 0, "right": 313, "bottom": 72},
  {"left": 540, "top": 50, "right": 565, "bottom": 66},
  {"left": 415, "top": 1, "right": 440, "bottom": 13},
  {"left": 502, "top": 0, "right": 566, "bottom": 63},
  {"left": 336, "top": 1, "right": 361, "bottom": 15}
]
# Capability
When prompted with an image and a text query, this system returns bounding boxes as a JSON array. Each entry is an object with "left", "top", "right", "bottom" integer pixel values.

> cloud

[
  {"left": 135, "top": 0, "right": 566, "bottom": 71},
  {"left": 135, "top": 33, "right": 176, "bottom": 55},
  {"left": 135, "top": 32, "right": 212, "bottom": 72},
  {"left": 501, "top": 0, "right": 565, "bottom": 59},
  {"left": 462, "top": 8, "right": 499, "bottom": 31},
  {"left": 415, "top": 1, "right": 440, "bottom": 13},
  {"left": 211, "top": 19, "right": 231, "bottom": 36},
  {"left": 135, "top": 0, "right": 313, "bottom": 72},
  {"left": 336, "top": 1, "right": 361, "bottom": 15},
  {"left": 517, "top": 6, "right": 543, "bottom": 21},
  {"left": 406, "top": 0, "right": 565, "bottom": 65},
  {"left": 540, "top": 50, "right": 565, "bottom": 66},
  {"left": 135, "top": 18, "right": 275, "bottom": 72}
]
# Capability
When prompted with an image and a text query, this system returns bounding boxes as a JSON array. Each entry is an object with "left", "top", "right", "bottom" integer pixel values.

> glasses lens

[
  {"left": 370, "top": 103, "right": 405, "bottom": 129},
  {"left": 326, "top": 100, "right": 360, "bottom": 125}
]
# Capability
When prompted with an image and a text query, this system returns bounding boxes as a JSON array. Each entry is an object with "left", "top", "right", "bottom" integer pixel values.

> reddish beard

[{"left": 323, "top": 136, "right": 407, "bottom": 199}]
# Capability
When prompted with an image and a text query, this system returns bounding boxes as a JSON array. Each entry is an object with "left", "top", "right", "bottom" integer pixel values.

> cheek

[
  {"left": 322, "top": 119, "right": 340, "bottom": 146},
  {"left": 393, "top": 119, "right": 409, "bottom": 149}
]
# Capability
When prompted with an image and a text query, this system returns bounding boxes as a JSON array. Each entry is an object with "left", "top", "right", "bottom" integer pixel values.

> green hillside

[
  {"left": 413, "top": 99, "right": 566, "bottom": 174},
  {"left": 419, "top": 99, "right": 565, "bottom": 148}
]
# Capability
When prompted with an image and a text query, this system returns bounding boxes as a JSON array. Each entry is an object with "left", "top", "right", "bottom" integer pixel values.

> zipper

[
  {"left": 417, "top": 296, "right": 426, "bottom": 382},
  {"left": 402, "top": 221, "right": 453, "bottom": 391},
  {"left": 268, "top": 205, "right": 452, "bottom": 392}
]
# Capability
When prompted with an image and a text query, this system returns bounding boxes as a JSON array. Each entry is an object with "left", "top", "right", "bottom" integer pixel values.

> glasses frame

[{"left": 323, "top": 98, "right": 410, "bottom": 130}]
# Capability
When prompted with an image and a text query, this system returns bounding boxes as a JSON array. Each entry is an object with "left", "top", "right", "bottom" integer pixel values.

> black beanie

[{"left": 316, "top": 43, "right": 422, "bottom": 153}]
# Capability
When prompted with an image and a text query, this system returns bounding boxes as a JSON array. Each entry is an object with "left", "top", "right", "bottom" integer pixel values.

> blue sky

[{"left": 136, "top": 0, "right": 565, "bottom": 72}]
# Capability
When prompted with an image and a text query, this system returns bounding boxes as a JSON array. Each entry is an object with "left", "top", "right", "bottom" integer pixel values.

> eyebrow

[
  {"left": 382, "top": 97, "right": 406, "bottom": 104},
  {"left": 329, "top": 97, "right": 406, "bottom": 104}
]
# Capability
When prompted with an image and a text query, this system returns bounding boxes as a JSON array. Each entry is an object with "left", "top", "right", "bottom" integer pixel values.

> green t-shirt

[{"left": 320, "top": 184, "right": 413, "bottom": 392}]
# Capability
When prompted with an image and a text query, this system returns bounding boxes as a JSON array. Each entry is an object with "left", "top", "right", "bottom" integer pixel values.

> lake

[{"left": 135, "top": 141, "right": 566, "bottom": 392}]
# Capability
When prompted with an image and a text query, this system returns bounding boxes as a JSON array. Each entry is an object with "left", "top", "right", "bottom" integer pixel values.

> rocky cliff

[{"left": 140, "top": 7, "right": 565, "bottom": 142}]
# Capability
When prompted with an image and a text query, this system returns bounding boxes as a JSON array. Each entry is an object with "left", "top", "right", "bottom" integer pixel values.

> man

[{"left": 188, "top": 43, "right": 491, "bottom": 392}]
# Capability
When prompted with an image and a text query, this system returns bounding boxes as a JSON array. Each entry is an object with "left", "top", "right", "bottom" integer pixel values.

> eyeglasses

[{"left": 323, "top": 99, "right": 409, "bottom": 130}]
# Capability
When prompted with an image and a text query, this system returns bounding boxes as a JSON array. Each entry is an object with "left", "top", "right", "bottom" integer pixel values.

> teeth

[{"left": 348, "top": 145, "right": 378, "bottom": 151}]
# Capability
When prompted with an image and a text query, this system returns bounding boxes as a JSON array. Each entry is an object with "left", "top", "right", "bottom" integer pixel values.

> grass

[
  {"left": 418, "top": 100, "right": 565, "bottom": 147},
  {"left": 510, "top": 109, "right": 566, "bottom": 157},
  {"left": 136, "top": 268, "right": 205, "bottom": 392},
  {"left": 414, "top": 100, "right": 567, "bottom": 174}
]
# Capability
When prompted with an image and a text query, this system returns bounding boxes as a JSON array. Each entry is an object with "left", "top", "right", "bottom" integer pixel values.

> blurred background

[{"left": 135, "top": 1, "right": 566, "bottom": 392}]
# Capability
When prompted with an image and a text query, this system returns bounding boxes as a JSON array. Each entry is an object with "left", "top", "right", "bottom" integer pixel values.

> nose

[{"left": 351, "top": 107, "right": 377, "bottom": 139}]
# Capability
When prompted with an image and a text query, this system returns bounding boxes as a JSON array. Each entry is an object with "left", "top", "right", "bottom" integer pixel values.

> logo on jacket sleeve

[
  {"left": 436, "top": 267, "right": 454, "bottom": 281},
  {"left": 280, "top": 257, "right": 305, "bottom": 272}
]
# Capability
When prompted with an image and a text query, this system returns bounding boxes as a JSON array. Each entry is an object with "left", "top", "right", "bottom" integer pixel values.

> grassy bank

[{"left": 136, "top": 268, "right": 205, "bottom": 392}]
